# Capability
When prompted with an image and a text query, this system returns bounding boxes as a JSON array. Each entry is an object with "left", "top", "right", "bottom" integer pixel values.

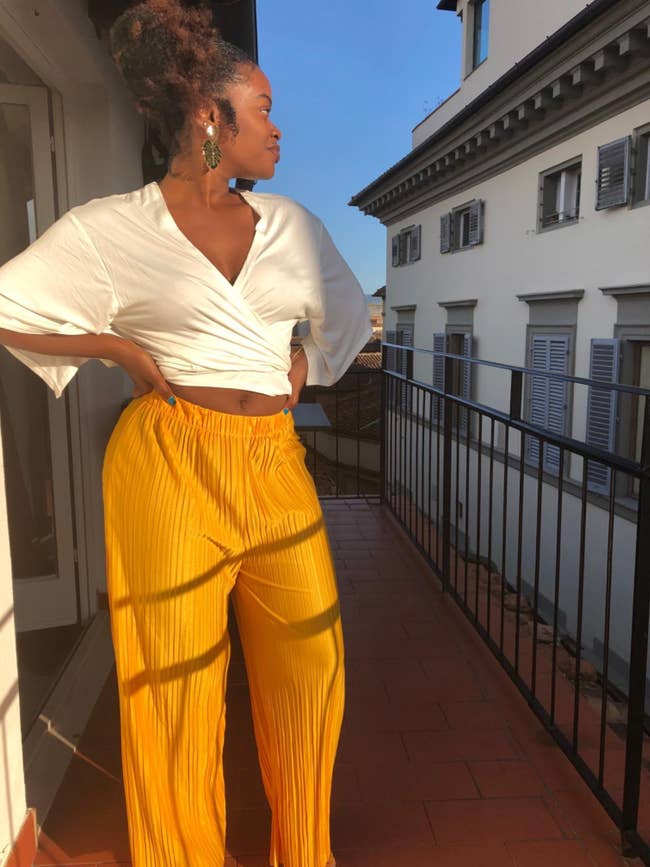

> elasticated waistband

[{"left": 134, "top": 390, "right": 295, "bottom": 437}]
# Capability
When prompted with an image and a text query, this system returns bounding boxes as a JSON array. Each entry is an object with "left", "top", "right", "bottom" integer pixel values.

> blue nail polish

[
  {"left": 283, "top": 407, "right": 289, "bottom": 415},
  {"left": 167, "top": 395, "right": 176, "bottom": 405}
]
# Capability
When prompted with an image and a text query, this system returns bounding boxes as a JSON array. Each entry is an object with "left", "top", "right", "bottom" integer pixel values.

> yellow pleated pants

[{"left": 102, "top": 390, "right": 344, "bottom": 867}]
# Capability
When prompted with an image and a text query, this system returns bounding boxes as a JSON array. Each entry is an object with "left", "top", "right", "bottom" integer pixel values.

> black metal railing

[
  {"left": 299, "top": 366, "right": 382, "bottom": 498},
  {"left": 380, "top": 341, "right": 650, "bottom": 862}
]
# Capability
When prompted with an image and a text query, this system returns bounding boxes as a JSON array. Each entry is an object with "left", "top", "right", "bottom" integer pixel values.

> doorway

[{"left": 0, "top": 76, "right": 84, "bottom": 737}]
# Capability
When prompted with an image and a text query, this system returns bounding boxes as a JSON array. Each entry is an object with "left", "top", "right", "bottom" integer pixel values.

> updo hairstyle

[{"left": 109, "top": 0, "right": 255, "bottom": 161}]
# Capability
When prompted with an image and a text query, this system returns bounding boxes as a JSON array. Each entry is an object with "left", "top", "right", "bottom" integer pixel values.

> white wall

[
  {"left": 388, "top": 100, "right": 650, "bottom": 451},
  {"left": 0, "top": 0, "right": 143, "bottom": 856},
  {"left": 413, "top": 0, "right": 590, "bottom": 148}
]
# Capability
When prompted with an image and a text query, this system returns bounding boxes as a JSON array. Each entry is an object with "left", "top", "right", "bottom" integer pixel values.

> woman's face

[{"left": 216, "top": 65, "right": 282, "bottom": 181}]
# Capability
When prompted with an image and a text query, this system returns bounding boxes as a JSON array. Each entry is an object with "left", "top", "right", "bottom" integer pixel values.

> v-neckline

[{"left": 151, "top": 181, "right": 265, "bottom": 291}]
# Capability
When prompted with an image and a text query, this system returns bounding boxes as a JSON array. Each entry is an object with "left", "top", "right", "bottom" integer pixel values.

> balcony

[{"left": 32, "top": 354, "right": 650, "bottom": 866}]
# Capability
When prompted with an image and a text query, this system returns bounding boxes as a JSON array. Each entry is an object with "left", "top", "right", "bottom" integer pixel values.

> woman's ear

[{"left": 195, "top": 103, "right": 219, "bottom": 134}]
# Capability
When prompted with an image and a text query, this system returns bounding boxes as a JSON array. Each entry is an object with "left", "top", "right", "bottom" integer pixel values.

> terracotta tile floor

[{"left": 34, "top": 500, "right": 643, "bottom": 866}]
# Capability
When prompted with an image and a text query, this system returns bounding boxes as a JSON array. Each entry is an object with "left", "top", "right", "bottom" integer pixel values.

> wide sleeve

[
  {"left": 0, "top": 210, "right": 119, "bottom": 398},
  {"left": 301, "top": 222, "right": 373, "bottom": 387}
]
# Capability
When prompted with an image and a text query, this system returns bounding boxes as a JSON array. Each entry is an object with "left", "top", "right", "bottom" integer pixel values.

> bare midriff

[{"left": 170, "top": 383, "right": 290, "bottom": 416}]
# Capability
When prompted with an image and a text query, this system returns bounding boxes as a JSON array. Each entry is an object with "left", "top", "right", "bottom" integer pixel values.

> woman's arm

[
  {"left": 301, "top": 223, "right": 372, "bottom": 387},
  {"left": 285, "top": 344, "right": 309, "bottom": 410},
  {"left": 0, "top": 328, "right": 176, "bottom": 401}
]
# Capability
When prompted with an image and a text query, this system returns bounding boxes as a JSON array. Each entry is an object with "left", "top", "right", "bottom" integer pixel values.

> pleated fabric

[{"left": 102, "top": 390, "right": 344, "bottom": 867}]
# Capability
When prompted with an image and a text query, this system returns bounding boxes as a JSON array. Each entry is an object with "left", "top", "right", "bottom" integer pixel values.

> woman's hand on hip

[
  {"left": 285, "top": 347, "right": 308, "bottom": 410},
  {"left": 110, "top": 339, "right": 176, "bottom": 402}
]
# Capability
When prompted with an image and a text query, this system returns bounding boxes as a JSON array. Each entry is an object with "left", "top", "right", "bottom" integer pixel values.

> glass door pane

[{"left": 0, "top": 102, "right": 59, "bottom": 582}]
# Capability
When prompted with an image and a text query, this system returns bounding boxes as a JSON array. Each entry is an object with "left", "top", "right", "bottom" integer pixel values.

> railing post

[
  {"left": 510, "top": 369, "right": 523, "bottom": 421},
  {"left": 380, "top": 343, "right": 387, "bottom": 503},
  {"left": 441, "top": 355, "right": 454, "bottom": 592},
  {"left": 622, "top": 398, "right": 650, "bottom": 857}
]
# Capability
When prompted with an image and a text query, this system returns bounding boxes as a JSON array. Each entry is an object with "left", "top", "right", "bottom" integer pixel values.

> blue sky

[{"left": 256, "top": 0, "right": 462, "bottom": 296}]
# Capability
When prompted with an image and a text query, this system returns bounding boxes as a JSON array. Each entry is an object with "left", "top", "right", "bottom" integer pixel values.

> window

[
  {"left": 440, "top": 199, "right": 484, "bottom": 253},
  {"left": 526, "top": 332, "right": 571, "bottom": 473},
  {"left": 598, "top": 285, "right": 650, "bottom": 500},
  {"left": 472, "top": 0, "right": 489, "bottom": 69},
  {"left": 456, "top": 207, "right": 472, "bottom": 248},
  {"left": 633, "top": 128, "right": 650, "bottom": 205},
  {"left": 386, "top": 325, "right": 414, "bottom": 412},
  {"left": 391, "top": 225, "right": 421, "bottom": 267},
  {"left": 539, "top": 161, "right": 581, "bottom": 230},
  {"left": 586, "top": 337, "right": 650, "bottom": 499},
  {"left": 432, "top": 330, "right": 473, "bottom": 430}
]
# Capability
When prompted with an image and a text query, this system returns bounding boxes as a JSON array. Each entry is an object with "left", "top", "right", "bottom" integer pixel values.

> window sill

[
  {"left": 537, "top": 217, "right": 580, "bottom": 235},
  {"left": 448, "top": 243, "right": 479, "bottom": 254}
]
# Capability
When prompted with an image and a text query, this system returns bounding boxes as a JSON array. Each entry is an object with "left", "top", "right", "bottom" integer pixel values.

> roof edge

[{"left": 349, "top": 0, "right": 621, "bottom": 209}]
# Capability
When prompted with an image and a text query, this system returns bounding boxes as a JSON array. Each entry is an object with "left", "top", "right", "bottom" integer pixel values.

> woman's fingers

[
  {"left": 127, "top": 352, "right": 175, "bottom": 404},
  {"left": 152, "top": 374, "right": 175, "bottom": 402}
]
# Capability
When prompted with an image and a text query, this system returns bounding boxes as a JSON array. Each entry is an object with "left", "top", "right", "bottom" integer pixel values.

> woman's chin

[{"left": 237, "top": 167, "right": 276, "bottom": 182}]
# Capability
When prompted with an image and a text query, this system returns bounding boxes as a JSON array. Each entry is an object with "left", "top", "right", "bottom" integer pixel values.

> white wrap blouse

[{"left": 0, "top": 181, "right": 372, "bottom": 398}]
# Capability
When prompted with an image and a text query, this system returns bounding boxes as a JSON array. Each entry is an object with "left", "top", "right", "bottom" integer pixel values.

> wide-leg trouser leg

[
  {"left": 102, "top": 391, "right": 344, "bottom": 867},
  {"left": 232, "top": 437, "right": 344, "bottom": 867},
  {"left": 103, "top": 395, "right": 240, "bottom": 867}
]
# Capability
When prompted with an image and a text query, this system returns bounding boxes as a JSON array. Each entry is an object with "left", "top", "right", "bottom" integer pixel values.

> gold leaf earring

[{"left": 202, "top": 123, "right": 222, "bottom": 170}]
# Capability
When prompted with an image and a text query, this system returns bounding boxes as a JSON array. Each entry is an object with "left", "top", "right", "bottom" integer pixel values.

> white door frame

[{"left": 0, "top": 83, "right": 83, "bottom": 630}]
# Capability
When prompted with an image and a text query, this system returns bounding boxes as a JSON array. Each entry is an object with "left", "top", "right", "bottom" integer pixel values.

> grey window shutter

[
  {"left": 398, "top": 232, "right": 408, "bottom": 265},
  {"left": 596, "top": 137, "right": 631, "bottom": 210},
  {"left": 528, "top": 334, "right": 569, "bottom": 472},
  {"left": 459, "top": 333, "right": 474, "bottom": 434},
  {"left": 391, "top": 235, "right": 400, "bottom": 267},
  {"left": 468, "top": 200, "right": 484, "bottom": 245},
  {"left": 440, "top": 213, "right": 451, "bottom": 253},
  {"left": 409, "top": 225, "right": 422, "bottom": 262},
  {"left": 586, "top": 338, "right": 620, "bottom": 494},
  {"left": 432, "top": 332, "right": 447, "bottom": 423},
  {"left": 385, "top": 329, "right": 397, "bottom": 374},
  {"left": 397, "top": 325, "right": 414, "bottom": 413}
]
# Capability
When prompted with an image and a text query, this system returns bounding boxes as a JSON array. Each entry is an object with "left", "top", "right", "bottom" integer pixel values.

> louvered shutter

[
  {"left": 528, "top": 335, "right": 569, "bottom": 472},
  {"left": 409, "top": 225, "right": 422, "bottom": 262},
  {"left": 586, "top": 338, "right": 620, "bottom": 493},
  {"left": 596, "top": 137, "right": 631, "bottom": 210},
  {"left": 440, "top": 213, "right": 451, "bottom": 253},
  {"left": 432, "top": 332, "right": 447, "bottom": 423},
  {"left": 468, "top": 200, "right": 484, "bottom": 246},
  {"left": 391, "top": 236, "right": 399, "bottom": 267},
  {"left": 398, "top": 232, "right": 408, "bottom": 265},
  {"left": 397, "top": 325, "right": 414, "bottom": 413},
  {"left": 459, "top": 333, "right": 473, "bottom": 434}
]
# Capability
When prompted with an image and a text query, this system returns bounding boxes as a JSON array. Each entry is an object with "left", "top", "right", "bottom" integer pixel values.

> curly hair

[{"left": 109, "top": 0, "right": 256, "bottom": 162}]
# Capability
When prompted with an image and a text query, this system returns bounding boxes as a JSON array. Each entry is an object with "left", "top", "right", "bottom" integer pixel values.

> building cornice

[
  {"left": 517, "top": 290, "right": 585, "bottom": 304},
  {"left": 390, "top": 304, "right": 417, "bottom": 312},
  {"left": 438, "top": 298, "right": 478, "bottom": 308},
  {"left": 349, "top": 0, "right": 650, "bottom": 225},
  {"left": 600, "top": 284, "right": 650, "bottom": 296}
]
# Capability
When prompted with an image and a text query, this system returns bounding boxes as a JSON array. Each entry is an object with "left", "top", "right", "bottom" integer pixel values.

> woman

[{"left": 0, "top": 2, "right": 371, "bottom": 865}]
